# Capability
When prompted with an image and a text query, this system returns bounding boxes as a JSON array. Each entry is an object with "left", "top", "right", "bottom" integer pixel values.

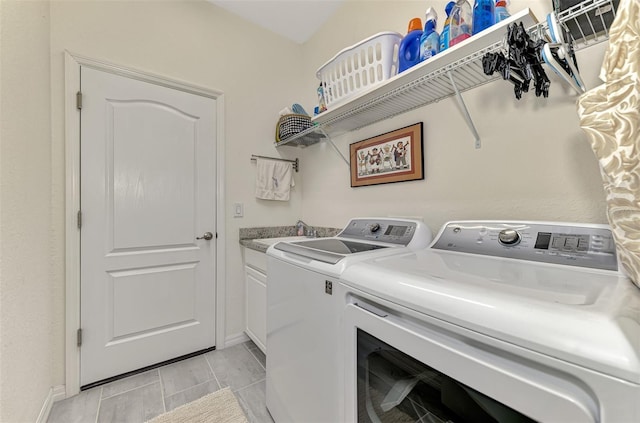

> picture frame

[{"left": 349, "top": 122, "right": 424, "bottom": 187}]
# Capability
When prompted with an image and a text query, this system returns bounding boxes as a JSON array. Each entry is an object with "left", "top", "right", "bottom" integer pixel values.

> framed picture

[{"left": 350, "top": 122, "right": 424, "bottom": 187}]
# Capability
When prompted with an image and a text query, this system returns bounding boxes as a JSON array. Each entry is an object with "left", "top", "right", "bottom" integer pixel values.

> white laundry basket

[{"left": 316, "top": 31, "right": 402, "bottom": 108}]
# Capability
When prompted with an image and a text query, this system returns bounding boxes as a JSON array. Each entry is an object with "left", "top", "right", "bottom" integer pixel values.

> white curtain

[{"left": 577, "top": 0, "right": 640, "bottom": 288}]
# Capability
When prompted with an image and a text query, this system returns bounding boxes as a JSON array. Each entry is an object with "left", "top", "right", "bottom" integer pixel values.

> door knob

[{"left": 197, "top": 232, "right": 214, "bottom": 240}]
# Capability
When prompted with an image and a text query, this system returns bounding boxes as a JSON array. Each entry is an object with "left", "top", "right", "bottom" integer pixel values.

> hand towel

[{"left": 255, "top": 158, "right": 295, "bottom": 201}]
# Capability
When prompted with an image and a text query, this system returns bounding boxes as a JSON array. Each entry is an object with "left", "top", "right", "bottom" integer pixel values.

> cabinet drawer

[{"left": 245, "top": 247, "right": 267, "bottom": 274}]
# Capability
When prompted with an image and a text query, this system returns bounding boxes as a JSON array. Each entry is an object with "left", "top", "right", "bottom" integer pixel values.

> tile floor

[{"left": 48, "top": 341, "right": 274, "bottom": 423}]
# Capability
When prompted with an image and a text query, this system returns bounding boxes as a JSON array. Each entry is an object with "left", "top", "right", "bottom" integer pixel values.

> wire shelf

[
  {"left": 274, "top": 125, "right": 326, "bottom": 147},
  {"left": 298, "top": 0, "right": 617, "bottom": 142},
  {"left": 558, "top": 0, "right": 618, "bottom": 46}
]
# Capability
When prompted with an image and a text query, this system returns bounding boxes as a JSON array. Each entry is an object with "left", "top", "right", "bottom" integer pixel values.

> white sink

[{"left": 254, "top": 236, "right": 311, "bottom": 246}]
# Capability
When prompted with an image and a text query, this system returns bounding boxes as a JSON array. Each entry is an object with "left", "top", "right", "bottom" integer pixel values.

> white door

[{"left": 80, "top": 66, "right": 217, "bottom": 386}]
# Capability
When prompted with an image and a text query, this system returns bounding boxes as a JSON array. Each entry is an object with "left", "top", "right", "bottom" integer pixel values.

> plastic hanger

[
  {"left": 543, "top": 12, "right": 586, "bottom": 94},
  {"left": 482, "top": 22, "right": 550, "bottom": 99}
]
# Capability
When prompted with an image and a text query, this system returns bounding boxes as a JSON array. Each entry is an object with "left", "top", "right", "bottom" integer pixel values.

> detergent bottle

[
  {"left": 495, "top": 0, "right": 510, "bottom": 22},
  {"left": 439, "top": 1, "right": 456, "bottom": 52},
  {"left": 472, "top": 0, "right": 495, "bottom": 34},
  {"left": 398, "top": 18, "right": 423, "bottom": 72},
  {"left": 419, "top": 8, "right": 440, "bottom": 61},
  {"left": 449, "top": 0, "right": 472, "bottom": 47}
]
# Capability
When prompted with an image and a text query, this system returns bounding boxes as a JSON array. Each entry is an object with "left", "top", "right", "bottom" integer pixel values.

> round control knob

[
  {"left": 498, "top": 229, "right": 521, "bottom": 246},
  {"left": 370, "top": 223, "right": 381, "bottom": 233}
]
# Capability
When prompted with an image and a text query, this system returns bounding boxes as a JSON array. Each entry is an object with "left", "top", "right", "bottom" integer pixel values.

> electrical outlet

[{"left": 233, "top": 203, "right": 244, "bottom": 218}]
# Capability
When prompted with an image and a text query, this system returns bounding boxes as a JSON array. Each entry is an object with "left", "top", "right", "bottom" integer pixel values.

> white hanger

[{"left": 542, "top": 12, "right": 586, "bottom": 94}]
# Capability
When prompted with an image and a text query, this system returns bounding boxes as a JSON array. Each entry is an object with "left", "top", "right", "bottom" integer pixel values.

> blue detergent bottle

[
  {"left": 419, "top": 8, "right": 440, "bottom": 61},
  {"left": 472, "top": 0, "right": 495, "bottom": 35},
  {"left": 399, "top": 17, "right": 423, "bottom": 72},
  {"left": 440, "top": 1, "right": 456, "bottom": 52}
]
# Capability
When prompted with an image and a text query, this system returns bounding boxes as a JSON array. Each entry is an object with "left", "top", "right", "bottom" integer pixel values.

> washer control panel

[
  {"left": 432, "top": 221, "right": 618, "bottom": 271},
  {"left": 338, "top": 218, "right": 432, "bottom": 247}
]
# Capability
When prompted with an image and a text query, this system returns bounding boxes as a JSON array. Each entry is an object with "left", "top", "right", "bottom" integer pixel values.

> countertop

[{"left": 239, "top": 225, "right": 340, "bottom": 253}]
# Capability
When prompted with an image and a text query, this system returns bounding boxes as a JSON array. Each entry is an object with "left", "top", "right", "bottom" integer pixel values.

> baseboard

[
  {"left": 52, "top": 385, "right": 67, "bottom": 402},
  {"left": 225, "top": 331, "right": 250, "bottom": 348},
  {"left": 36, "top": 385, "right": 66, "bottom": 423}
]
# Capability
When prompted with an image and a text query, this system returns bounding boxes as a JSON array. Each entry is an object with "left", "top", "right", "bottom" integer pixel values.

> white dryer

[
  {"left": 340, "top": 220, "right": 640, "bottom": 423},
  {"left": 265, "top": 218, "right": 432, "bottom": 423}
]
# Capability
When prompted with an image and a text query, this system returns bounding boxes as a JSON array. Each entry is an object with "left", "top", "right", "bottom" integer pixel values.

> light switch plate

[{"left": 233, "top": 203, "right": 244, "bottom": 217}]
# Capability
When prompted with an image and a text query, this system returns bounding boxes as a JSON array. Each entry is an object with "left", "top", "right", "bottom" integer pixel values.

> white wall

[
  {"left": 299, "top": 0, "right": 608, "bottom": 234},
  {"left": 49, "top": 0, "right": 304, "bottom": 385},
  {"left": 0, "top": 1, "right": 55, "bottom": 421}
]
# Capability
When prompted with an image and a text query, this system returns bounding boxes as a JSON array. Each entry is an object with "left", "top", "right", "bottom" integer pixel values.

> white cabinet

[{"left": 244, "top": 248, "right": 267, "bottom": 353}]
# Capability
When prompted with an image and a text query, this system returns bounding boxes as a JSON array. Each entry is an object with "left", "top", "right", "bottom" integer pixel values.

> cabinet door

[{"left": 245, "top": 266, "right": 266, "bottom": 353}]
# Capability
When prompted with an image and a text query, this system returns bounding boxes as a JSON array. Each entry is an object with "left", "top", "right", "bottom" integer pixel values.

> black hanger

[{"left": 483, "top": 22, "right": 550, "bottom": 99}]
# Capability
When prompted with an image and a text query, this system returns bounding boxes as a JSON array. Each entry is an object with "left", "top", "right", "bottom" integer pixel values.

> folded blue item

[{"left": 291, "top": 103, "right": 309, "bottom": 116}]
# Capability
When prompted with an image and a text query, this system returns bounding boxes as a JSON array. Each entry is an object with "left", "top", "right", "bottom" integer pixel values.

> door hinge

[
  {"left": 77, "top": 328, "right": 83, "bottom": 347},
  {"left": 216, "top": 232, "right": 218, "bottom": 239},
  {"left": 76, "top": 91, "right": 82, "bottom": 110},
  {"left": 77, "top": 210, "right": 82, "bottom": 229}
]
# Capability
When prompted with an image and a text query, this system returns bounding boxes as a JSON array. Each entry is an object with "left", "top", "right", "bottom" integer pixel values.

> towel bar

[{"left": 250, "top": 155, "right": 299, "bottom": 172}]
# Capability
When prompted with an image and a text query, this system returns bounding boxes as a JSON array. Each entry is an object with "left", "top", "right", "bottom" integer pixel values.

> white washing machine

[
  {"left": 265, "top": 218, "right": 432, "bottom": 423},
  {"left": 339, "top": 220, "right": 640, "bottom": 423}
]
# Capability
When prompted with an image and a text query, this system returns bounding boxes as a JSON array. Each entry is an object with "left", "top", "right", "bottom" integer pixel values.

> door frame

[{"left": 64, "top": 51, "right": 226, "bottom": 396}]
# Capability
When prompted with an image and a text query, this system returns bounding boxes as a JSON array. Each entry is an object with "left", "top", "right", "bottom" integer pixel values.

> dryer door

[{"left": 343, "top": 296, "right": 598, "bottom": 423}]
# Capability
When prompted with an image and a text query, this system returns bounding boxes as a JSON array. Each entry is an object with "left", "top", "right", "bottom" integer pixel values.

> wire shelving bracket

[{"left": 448, "top": 70, "right": 482, "bottom": 149}]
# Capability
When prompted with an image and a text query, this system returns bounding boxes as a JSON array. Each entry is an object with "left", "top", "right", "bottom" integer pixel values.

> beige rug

[{"left": 146, "top": 387, "right": 248, "bottom": 423}]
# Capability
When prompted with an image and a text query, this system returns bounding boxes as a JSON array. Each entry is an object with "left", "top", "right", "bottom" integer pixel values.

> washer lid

[
  {"left": 274, "top": 238, "right": 389, "bottom": 264},
  {"left": 341, "top": 248, "right": 640, "bottom": 384}
]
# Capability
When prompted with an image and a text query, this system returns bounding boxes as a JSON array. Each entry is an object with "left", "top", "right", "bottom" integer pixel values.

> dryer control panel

[{"left": 431, "top": 221, "right": 618, "bottom": 271}]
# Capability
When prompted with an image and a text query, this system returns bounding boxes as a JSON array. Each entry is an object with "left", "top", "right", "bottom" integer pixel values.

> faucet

[{"left": 296, "top": 220, "right": 316, "bottom": 237}]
